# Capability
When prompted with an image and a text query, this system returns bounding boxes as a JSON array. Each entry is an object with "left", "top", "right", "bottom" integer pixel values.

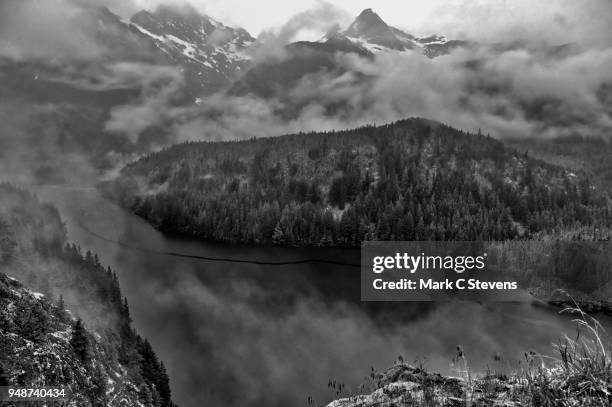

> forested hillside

[
  {"left": 0, "top": 184, "right": 174, "bottom": 406},
  {"left": 102, "top": 118, "right": 612, "bottom": 247},
  {"left": 507, "top": 136, "right": 612, "bottom": 194}
]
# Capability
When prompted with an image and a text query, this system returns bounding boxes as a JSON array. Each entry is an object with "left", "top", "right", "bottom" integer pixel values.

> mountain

[
  {"left": 0, "top": 3, "right": 255, "bottom": 102},
  {"left": 100, "top": 118, "right": 612, "bottom": 247},
  {"left": 231, "top": 8, "right": 466, "bottom": 100},
  {"left": 0, "top": 184, "right": 174, "bottom": 406},
  {"left": 63, "top": 3, "right": 256, "bottom": 95},
  {"left": 339, "top": 8, "right": 467, "bottom": 56},
  {"left": 5, "top": 5, "right": 464, "bottom": 105},
  {"left": 130, "top": 4, "right": 255, "bottom": 94},
  {"left": 320, "top": 8, "right": 467, "bottom": 56},
  {"left": 123, "top": 5, "right": 463, "bottom": 100},
  {"left": 344, "top": 8, "right": 413, "bottom": 51}
]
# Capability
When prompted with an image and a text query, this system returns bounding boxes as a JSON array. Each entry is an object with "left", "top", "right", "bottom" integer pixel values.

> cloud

[
  {"left": 418, "top": 0, "right": 612, "bottom": 47},
  {"left": 0, "top": 0, "right": 165, "bottom": 64},
  {"left": 0, "top": 0, "right": 106, "bottom": 61},
  {"left": 169, "top": 41, "right": 612, "bottom": 143},
  {"left": 104, "top": 63, "right": 186, "bottom": 142},
  {"left": 0, "top": 0, "right": 187, "bottom": 184},
  {"left": 248, "top": 1, "right": 351, "bottom": 62},
  {"left": 0, "top": 101, "right": 101, "bottom": 186}
]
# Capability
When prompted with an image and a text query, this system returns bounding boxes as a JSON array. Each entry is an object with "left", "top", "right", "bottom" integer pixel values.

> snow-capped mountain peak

[
  {"left": 322, "top": 8, "right": 467, "bottom": 57},
  {"left": 344, "top": 8, "right": 411, "bottom": 51},
  {"left": 130, "top": 4, "right": 255, "bottom": 94}
]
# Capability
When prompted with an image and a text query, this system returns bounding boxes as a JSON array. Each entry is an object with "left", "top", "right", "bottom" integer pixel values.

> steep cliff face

[{"left": 0, "top": 183, "right": 174, "bottom": 406}]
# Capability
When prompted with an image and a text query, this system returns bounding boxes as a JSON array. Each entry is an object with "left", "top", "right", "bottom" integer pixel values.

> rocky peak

[
  {"left": 348, "top": 8, "right": 388, "bottom": 31},
  {"left": 344, "top": 8, "right": 410, "bottom": 50},
  {"left": 128, "top": 5, "right": 254, "bottom": 95},
  {"left": 131, "top": 5, "right": 216, "bottom": 41}
]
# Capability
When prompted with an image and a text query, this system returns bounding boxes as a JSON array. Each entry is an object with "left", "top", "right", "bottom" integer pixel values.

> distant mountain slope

[
  {"left": 130, "top": 4, "right": 254, "bottom": 94},
  {"left": 101, "top": 118, "right": 612, "bottom": 247},
  {"left": 507, "top": 136, "right": 612, "bottom": 194},
  {"left": 229, "top": 38, "right": 372, "bottom": 100},
  {"left": 0, "top": 184, "right": 174, "bottom": 406},
  {"left": 0, "top": 3, "right": 255, "bottom": 99}
]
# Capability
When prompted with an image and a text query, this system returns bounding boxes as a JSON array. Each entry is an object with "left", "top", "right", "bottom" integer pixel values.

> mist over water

[{"left": 35, "top": 186, "right": 612, "bottom": 407}]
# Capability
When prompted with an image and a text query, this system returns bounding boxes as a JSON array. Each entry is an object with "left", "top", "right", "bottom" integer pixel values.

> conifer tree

[{"left": 70, "top": 318, "right": 90, "bottom": 363}]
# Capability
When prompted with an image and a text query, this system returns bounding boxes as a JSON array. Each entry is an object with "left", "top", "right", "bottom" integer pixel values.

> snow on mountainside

[
  {"left": 0, "top": 3, "right": 255, "bottom": 100},
  {"left": 324, "top": 8, "right": 467, "bottom": 58},
  {"left": 130, "top": 4, "right": 254, "bottom": 94},
  {"left": 125, "top": 5, "right": 462, "bottom": 98},
  {"left": 0, "top": 4, "right": 465, "bottom": 110}
]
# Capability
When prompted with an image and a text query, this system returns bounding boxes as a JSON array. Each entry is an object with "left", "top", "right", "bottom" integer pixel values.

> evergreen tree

[{"left": 70, "top": 318, "right": 90, "bottom": 363}]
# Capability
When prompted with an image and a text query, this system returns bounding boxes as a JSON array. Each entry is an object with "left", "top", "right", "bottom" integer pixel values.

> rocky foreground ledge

[
  {"left": 326, "top": 363, "right": 515, "bottom": 407},
  {"left": 326, "top": 354, "right": 612, "bottom": 407}
]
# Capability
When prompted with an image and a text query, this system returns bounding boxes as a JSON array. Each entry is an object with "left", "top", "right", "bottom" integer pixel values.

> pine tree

[{"left": 70, "top": 318, "right": 90, "bottom": 363}]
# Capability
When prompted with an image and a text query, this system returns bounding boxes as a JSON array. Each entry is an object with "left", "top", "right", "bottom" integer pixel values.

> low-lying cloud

[
  {"left": 420, "top": 0, "right": 612, "bottom": 48},
  {"left": 249, "top": 2, "right": 351, "bottom": 62},
  {"left": 0, "top": 0, "right": 102, "bottom": 61},
  {"left": 104, "top": 63, "right": 186, "bottom": 142},
  {"left": 165, "top": 42, "right": 612, "bottom": 143}
]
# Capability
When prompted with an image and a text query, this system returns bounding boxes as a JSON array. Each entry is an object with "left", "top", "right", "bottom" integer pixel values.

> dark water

[{"left": 37, "top": 186, "right": 612, "bottom": 407}]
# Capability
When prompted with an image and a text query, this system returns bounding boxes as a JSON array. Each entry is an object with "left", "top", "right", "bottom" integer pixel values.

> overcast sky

[{"left": 129, "top": 0, "right": 444, "bottom": 35}]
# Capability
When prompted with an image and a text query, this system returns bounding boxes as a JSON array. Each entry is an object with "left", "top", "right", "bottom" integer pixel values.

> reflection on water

[{"left": 37, "top": 186, "right": 612, "bottom": 407}]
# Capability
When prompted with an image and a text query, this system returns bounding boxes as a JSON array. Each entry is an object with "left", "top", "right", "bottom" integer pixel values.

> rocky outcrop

[
  {"left": 326, "top": 363, "right": 521, "bottom": 407},
  {"left": 0, "top": 273, "right": 142, "bottom": 406}
]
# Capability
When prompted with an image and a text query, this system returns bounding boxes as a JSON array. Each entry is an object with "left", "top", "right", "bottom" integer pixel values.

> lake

[{"left": 37, "top": 186, "right": 609, "bottom": 407}]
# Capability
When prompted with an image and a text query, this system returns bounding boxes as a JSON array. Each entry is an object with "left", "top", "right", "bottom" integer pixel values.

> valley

[{"left": 2, "top": 1, "right": 612, "bottom": 406}]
